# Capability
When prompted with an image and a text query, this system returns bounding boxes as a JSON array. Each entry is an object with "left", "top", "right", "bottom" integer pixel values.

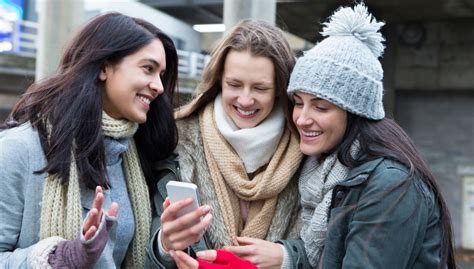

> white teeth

[
  {"left": 302, "top": 131, "right": 322, "bottom": 137},
  {"left": 138, "top": 96, "right": 151, "bottom": 105},
  {"left": 237, "top": 108, "right": 257, "bottom": 116}
]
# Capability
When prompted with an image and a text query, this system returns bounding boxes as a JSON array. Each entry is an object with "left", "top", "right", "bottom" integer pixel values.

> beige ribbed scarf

[
  {"left": 39, "top": 112, "right": 151, "bottom": 267},
  {"left": 199, "top": 103, "right": 303, "bottom": 242}
]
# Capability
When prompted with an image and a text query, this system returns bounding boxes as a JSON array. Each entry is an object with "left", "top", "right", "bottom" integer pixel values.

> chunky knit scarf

[
  {"left": 199, "top": 102, "right": 303, "bottom": 242},
  {"left": 213, "top": 94, "right": 285, "bottom": 173},
  {"left": 39, "top": 112, "right": 151, "bottom": 267},
  {"left": 299, "top": 141, "right": 360, "bottom": 267}
]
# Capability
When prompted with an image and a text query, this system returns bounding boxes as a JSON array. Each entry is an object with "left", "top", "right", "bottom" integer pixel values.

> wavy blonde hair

[{"left": 176, "top": 19, "right": 295, "bottom": 120}]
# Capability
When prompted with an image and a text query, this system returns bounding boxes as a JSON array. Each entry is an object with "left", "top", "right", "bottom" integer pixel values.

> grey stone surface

[{"left": 396, "top": 90, "right": 474, "bottom": 249}]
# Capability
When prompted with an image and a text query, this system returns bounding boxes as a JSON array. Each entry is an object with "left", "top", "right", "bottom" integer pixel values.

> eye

[
  {"left": 255, "top": 87, "right": 270, "bottom": 91},
  {"left": 315, "top": 106, "right": 328, "bottom": 112},
  {"left": 226, "top": 81, "right": 240, "bottom": 88},
  {"left": 293, "top": 101, "right": 303, "bottom": 107},
  {"left": 143, "top": 65, "right": 154, "bottom": 72}
]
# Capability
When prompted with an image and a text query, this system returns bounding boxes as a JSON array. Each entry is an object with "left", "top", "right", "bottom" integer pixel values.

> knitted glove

[
  {"left": 47, "top": 214, "right": 116, "bottom": 268},
  {"left": 197, "top": 250, "right": 257, "bottom": 269}
]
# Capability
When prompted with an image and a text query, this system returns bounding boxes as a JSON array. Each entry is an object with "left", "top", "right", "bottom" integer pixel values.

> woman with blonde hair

[{"left": 147, "top": 19, "right": 307, "bottom": 268}]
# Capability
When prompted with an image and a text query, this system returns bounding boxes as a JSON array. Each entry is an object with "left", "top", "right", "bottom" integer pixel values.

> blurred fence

[{"left": 1, "top": 20, "right": 210, "bottom": 82}]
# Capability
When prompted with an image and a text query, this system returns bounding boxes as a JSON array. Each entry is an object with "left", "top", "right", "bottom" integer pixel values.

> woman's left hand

[
  {"left": 170, "top": 250, "right": 199, "bottom": 269},
  {"left": 83, "top": 186, "right": 119, "bottom": 240},
  {"left": 171, "top": 249, "right": 257, "bottom": 269},
  {"left": 224, "top": 237, "right": 283, "bottom": 269}
]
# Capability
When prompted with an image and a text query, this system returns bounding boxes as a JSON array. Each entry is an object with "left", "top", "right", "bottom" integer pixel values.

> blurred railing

[{"left": 0, "top": 20, "right": 210, "bottom": 81}]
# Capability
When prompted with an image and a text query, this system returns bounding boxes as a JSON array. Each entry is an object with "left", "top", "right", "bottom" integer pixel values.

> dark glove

[
  {"left": 48, "top": 214, "right": 116, "bottom": 269},
  {"left": 197, "top": 249, "right": 257, "bottom": 269}
]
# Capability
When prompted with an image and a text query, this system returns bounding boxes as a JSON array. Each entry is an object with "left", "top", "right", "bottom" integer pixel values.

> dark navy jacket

[{"left": 280, "top": 157, "right": 443, "bottom": 269}]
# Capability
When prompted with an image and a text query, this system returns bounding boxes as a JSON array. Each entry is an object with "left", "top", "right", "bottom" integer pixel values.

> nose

[
  {"left": 149, "top": 76, "right": 164, "bottom": 97},
  {"left": 295, "top": 107, "right": 313, "bottom": 127},
  {"left": 237, "top": 90, "right": 255, "bottom": 107}
]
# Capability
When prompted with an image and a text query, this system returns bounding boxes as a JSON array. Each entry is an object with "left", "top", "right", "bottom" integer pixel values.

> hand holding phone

[
  {"left": 166, "top": 181, "right": 201, "bottom": 218},
  {"left": 161, "top": 181, "right": 212, "bottom": 252}
]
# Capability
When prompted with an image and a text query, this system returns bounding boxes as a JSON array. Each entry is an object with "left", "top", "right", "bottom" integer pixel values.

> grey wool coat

[
  {"left": 0, "top": 123, "right": 126, "bottom": 268},
  {"left": 145, "top": 113, "right": 305, "bottom": 268}
]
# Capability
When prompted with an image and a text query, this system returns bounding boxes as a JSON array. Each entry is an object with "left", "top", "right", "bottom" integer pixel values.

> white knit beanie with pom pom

[{"left": 287, "top": 3, "right": 386, "bottom": 120}]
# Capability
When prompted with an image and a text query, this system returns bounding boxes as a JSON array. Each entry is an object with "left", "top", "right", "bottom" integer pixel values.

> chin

[
  {"left": 128, "top": 114, "right": 147, "bottom": 124},
  {"left": 300, "top": 145, "right": 321, "bottom": 156},
  {"left": 136, "top": 117, "right": 147, "bottom": 124}
]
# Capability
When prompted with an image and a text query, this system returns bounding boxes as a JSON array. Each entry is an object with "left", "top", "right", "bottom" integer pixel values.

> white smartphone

[{"left": 166, "top": 181, "right": 201, "bottom": 219}]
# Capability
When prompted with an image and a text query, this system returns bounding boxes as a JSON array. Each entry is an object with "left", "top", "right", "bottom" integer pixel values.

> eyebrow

[
  {"left": 293, "top": 93, "right": 321, "bottom": 101},
  {"left": 142, "top": 58, "right": 166, "bottom": 73},
  {"left": 224, "top": 77, "right": 273, "bottom": 86}
]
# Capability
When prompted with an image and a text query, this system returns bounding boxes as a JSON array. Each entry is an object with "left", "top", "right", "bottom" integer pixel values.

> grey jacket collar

[{"left": 338, "top": 157, "right": 384, "bottom": 187}]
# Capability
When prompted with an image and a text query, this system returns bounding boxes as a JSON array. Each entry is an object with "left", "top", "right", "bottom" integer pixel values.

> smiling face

[
  {"left": 292, "top": 92, "right": 348, "bottom": 156},
  {"left": 100, "top": 38, "right": 166, "bottom": 124},
  {"left": 221, "top": 49, "right": 275, "bottom": 129}
]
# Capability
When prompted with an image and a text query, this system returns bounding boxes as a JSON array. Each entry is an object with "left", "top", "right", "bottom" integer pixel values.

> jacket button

[{"left": 335, "top": 190, "right": 345, "bottom": 201}]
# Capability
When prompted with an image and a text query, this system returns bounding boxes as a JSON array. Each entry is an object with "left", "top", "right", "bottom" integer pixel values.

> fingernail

[{"left": 196, "top": 251, "right": 204, "bottom": 258}]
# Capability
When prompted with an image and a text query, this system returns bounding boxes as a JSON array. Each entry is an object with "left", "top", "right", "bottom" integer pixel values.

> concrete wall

[
  {"left": 396, "top": 91, "right": 474, "bottom": 247},
  {"left": 394, "top": 20, "right": 474, "bottom": 91},
  {"left": 391, "top": 19, "right": 474, "bottom": 247}
]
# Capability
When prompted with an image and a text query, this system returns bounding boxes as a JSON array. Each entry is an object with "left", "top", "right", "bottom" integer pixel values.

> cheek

[
  {"left": 262, "top": 98, "right": 274, "bottom": 111},
  {"left": 292, "top": 109, "right": 300, "bottom": 126},
  {"left": 221, "top": 92, "right": 233, "bottom": 107},
  {"left": 333, "top": 117, "right": 348, "bottom": 143},
  {"left": 221, "top": 89, "right": 240, "bottom": 105},
  {"left": 260, "top": 92, "right": 276, "bottom": 110}
]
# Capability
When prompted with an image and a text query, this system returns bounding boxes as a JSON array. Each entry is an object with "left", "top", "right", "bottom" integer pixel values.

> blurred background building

[{"left": 0, "top": 0, "right": 473, "bottom": 266}]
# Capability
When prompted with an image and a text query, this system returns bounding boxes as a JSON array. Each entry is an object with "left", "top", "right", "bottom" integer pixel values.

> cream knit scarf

[
  {"left": 199, "top": 102, "right": 303, "bottom": 242},
  {"left": 39, "top": 112, "right": 151, "bottom": 267},
  {"left": 214, "top": 94, "right": 285, "bottom": 173},
  {"left": 299, "top": 141, "right": 360, "bottom": 267}
]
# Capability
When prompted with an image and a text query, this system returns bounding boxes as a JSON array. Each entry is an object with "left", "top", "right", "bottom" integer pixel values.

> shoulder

[
  {"left": 370, "top": 159, "right": 410, "bottom": 185},
  {"left": 0, "top": 122, "right": 39, "bottom": 144},
  {"left": 0, "top": 122, "right": 42, "bottom": 164},
  {"left": 355, "top": 158, "right": 436, "bottom": 209},
  {"left": 177, "top": 114, "right": 200, "bottom": 136},
  {"left": 344, "top": 158, "right": 411, "bottom": 190},
  {"left": 176, "top": 114, "right": 202, "bottom": 149}
]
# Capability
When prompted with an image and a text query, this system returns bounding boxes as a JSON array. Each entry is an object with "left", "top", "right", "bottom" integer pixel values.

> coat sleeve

[
  {"left": 276, "top": 239, "right": 313, "bottom": 269},
  {"left": 337, "top": 164, "right": 437, "bottom": 269},
  {"left": 145, "top": 156, "right": 212, "bottom": 269},
  {"left": 145, "top": 158, "right": 179, "bottom": 269},
  {"left": 0, "top": 129, "right": 35, "bottom": 268}
]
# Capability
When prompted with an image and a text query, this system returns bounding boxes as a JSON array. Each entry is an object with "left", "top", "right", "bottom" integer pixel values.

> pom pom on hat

[
  {"left": 321, "top": 3, "right": 385, "bottom": 58},
  {"left": 287, "top": 2, "right": 386, "bottom": 120}
]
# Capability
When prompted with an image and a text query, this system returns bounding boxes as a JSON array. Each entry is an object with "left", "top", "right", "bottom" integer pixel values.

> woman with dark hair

[
  {"left": 146, "top": 19, "right": 306, "bottom": 269},
  {"left": 284, "top": 3, "right": 456, "bottom": 268},
  {"left": 0, "top": 12, "right": 178, "bottom": 268}
]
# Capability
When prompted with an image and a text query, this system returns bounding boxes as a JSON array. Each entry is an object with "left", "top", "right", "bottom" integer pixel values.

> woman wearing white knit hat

[
  {"left": 0, "top": 13, "right": 179, "bottom": 268},
  {"left": 285, "top": 3, "right": 456, "bottom": 269}
]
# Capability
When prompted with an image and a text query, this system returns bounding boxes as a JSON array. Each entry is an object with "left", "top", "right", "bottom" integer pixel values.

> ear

[{"left": 99, "top": 64, "right": 110, "bottom": 81}]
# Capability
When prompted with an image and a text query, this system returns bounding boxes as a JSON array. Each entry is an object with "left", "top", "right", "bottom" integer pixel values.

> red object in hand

[{"left": 197, "top": 249, "right": 257, "bottom": 269}]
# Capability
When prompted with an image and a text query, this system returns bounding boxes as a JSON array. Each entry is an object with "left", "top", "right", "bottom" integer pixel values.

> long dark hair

[
  {"left": 6, "top": 12, "right": 178, "bottom": 189},
  {"left": 338, "top": 114, "right": 456, "bottom": 268}
]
